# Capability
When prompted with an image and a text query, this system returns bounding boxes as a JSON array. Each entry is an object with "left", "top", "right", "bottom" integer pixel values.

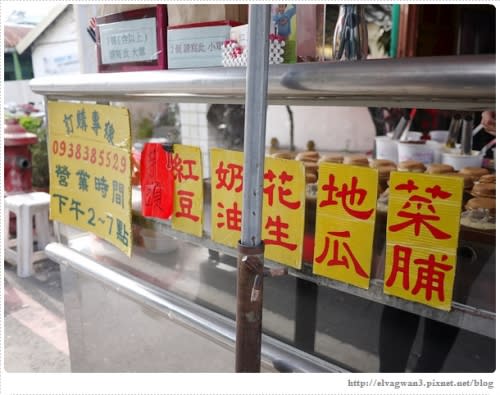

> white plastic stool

[{"left": 4, "top": 192, "right": 51, "bottom": 277}]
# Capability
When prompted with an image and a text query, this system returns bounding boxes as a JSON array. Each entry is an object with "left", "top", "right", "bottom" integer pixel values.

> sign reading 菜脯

[
  {"left": 384, "top": 172, "right": 463, "bottom": 311},
  {"left": 47, "top": 101, "right": 132, "bottom": 256},
  {"left": 210, "top": 148, "right": 306, "bottom": 268},
  {"left": 313, "top": 163, "right": 378, "bottom": 289},
  {"left": 172, "top": 144, "right": 204, "bottom": 237}
]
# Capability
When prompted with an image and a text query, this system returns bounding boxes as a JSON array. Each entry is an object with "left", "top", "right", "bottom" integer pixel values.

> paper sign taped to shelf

[
  {"left": 313, "top": 164, "right": 378, "bottom": 289},
  {"left": 47, "top": 101, "right": 132, "bottom": 257},
  {"left": 171, "top": 144, "right": 204, "bottom": 237},
  {"left": 384, "top": 172, "right": 463, "bottom": 311},
  {"left": 210, "top": 148, "right": 244, "bottom": 248},
  {"left": 210, "top": 148, "right": 306, "bottom": 269},
  {"left": 262, "top": 157, "right": 305, "bottom": 269},
  {"left": 140, "top": 143, "right": 174, "bottom": 220}
]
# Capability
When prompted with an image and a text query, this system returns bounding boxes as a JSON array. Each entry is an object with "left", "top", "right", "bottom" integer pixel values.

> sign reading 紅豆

[
  {"left": 172, "top": 144, "right": 204, "bottom": 237},
  {"left": 384, "top": 172, "right": 463, "bottom": 311},
  {"left": 47, "top": 101, "right": 132, "bottom": 256},
  {"left": 210, "top": 148, "right": 306, "bottom": 269},
  {"left": 313, "top": 163, "right": 378, "bottom": 289}
]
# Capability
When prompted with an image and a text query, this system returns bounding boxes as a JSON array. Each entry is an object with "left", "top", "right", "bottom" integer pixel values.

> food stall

[{"left": 31, "top": 4, "right": 495, "bottom": 372}]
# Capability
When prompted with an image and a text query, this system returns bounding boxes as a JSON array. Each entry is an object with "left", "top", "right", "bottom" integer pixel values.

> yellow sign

[
  {"left": 262, "top": 157, "right": 305, "bottom": 269},
  {"left": 384, "top": 172, "right": 463, "bottom": 311},
  {"left": 47, "top": 101, "right": 132, "bottom": 256},
  {"left": 313, "top": 163, "right": 378, "bottom": 289},
  {"left": 210, "top": 148, "right": 244, "bottom": 247},
  {"left": 210, "top": 149, "right": 306, "bottom": 269},
  {"left": 171, "top": 144, "right": 204, "bottom": 237}
]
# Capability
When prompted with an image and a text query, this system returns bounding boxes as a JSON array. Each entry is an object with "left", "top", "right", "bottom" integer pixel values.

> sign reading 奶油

[
  {"left": 384, "top": 172, "right": 463, "bottom": 311},
  {"left": 313, "top": 163, "right": 378, "bottom": 289},
  {"left": 47, "top": 101, "right": 132, "bottom": 256},
  {"left": 210, "top": 148, "right": 306, "bottom": 269},
  {"left": 210, "top": 148, "right": 244, "bottom": 248},
  {"left": 172, "top": 144, "right": 204, "bottom": 237}
]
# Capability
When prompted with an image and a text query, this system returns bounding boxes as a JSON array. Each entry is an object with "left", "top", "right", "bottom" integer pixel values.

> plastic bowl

[
  {"left": 441, "top": 150, "right": 484, "bottom": 170},
  {"left": 140, "top": 228, "right": 178, "bottom": 254},
  {"left": 398, "top": 141, "right": 434, "bottom": 164},
  {"left": 429, "top": 130, "right": 449, "bottom": 143}
]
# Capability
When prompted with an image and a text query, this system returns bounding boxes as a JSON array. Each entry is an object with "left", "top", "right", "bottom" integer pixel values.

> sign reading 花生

[
  {"left": 384, "top": 172, "right": 463, "bottom": 311},
  {"left": 313, "top": 163, "right": 378, "bottom": 289},
  {"left": 47, "top": 101, "right": 132, "bottom": 256}
]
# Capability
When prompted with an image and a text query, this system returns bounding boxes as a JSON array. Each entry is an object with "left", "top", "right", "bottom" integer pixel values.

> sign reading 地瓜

[
  {"left": 313, "top": 163, "right": 378, "bottom": 289},
  {"left": 47, "top": 101, "right": 132, "bottom": 256}
]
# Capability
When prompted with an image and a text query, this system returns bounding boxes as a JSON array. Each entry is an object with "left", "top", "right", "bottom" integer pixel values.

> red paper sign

[{"left": 140, "top": 143, "right": 174, "bottom": 219}]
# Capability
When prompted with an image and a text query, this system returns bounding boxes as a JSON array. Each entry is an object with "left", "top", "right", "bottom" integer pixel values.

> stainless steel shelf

[
  {"left": 30, "top": 55, "right": 495, "bottom": 110},
  {"left": 142, "top": 215, "right": 495, "bottom": 339}
]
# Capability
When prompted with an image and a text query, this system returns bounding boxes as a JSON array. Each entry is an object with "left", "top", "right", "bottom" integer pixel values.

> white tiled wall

[{"left": 179, "top": 103, "right": 214, "bottom": 178}]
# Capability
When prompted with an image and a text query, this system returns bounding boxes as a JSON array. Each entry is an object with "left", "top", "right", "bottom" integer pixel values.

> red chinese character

[
  {"left": 215, "top": 161, "right": 243, "bottom": 192},
  {"left": 263, "top": 169, "right": 300, "bottom": 209},
  {"left": 386, "top": 245, "right": 453, "bottom": 303},
  {"left": 411, "top": 254, "right": 453, "bottom": 302},
  {"left": 175, "top": 190, "right": 199, "bottom": 222},
  {"left": 319, "top": 175, "right": 373, "bottom": 220},
  {"left": 389, "top": 180, "right": 452, "bottom": 239},
  {"left": 315, "top": 230, "right": 369, "bottom": 278},
  {"left": 172, "top": 154, "right": 200, "bottom": 182},
  {"left": 145, "top": 148, "right": 158, "bottom": 178},
  {"left": 144, "top": 183, "right": 163, "bottom": 210},
  {"left": 385, "top": 245, "right": 412, "bottom": 290},
  {"left": 264, "top": 215, "right": 297, "bottom": 251},
  {"left": 216, "top": 201, "right": 242, "bottom": 231}
]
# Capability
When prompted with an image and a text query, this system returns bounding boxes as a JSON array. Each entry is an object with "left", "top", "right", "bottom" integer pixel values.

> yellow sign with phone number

[{"left": 47, "top": 101, "right": 132, "bottom": 256}]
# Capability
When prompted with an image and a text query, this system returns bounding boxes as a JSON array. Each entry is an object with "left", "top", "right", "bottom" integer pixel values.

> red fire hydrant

[{"left": 4, "top": 118, "right": 38, "bottom": 194}]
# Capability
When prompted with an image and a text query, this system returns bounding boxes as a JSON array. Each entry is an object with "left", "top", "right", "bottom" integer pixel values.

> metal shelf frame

[
  {"left": 31, "top": 54, "right": 495, "bottom": 110},
  {"left": 34, "top": 51, "right": 496, "bottom": 366}
]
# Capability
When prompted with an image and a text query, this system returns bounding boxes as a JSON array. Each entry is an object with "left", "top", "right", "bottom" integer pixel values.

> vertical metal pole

[{"left": 235, "top": 4, "right": 271, "bottom": 373}]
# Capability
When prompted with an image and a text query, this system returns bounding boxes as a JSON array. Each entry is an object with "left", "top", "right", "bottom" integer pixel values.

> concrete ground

[{"left": 3, "top": 259, "right": 70, "bottom": 372}]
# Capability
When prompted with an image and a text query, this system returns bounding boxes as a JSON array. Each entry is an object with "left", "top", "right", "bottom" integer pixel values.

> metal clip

[
  {"left": 250, "top": 274, "right": 262, "bottom": 303},
  {"left": 250, "top": 267, "right": 288, "bottom": 303}
]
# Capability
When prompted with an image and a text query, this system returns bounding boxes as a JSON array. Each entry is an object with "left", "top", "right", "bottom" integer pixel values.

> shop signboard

[
  {"left": 171, "top": 144, "right": 204, "bottom": 237},
  {"left": 313, "top": 163, "right": 378, "bottom": 289},
  {"left": 384, "top": 172, "right": 463, "bottom": 311},
  {"left": 210, "top": 148, "right": 305, "bottom": 268},
  {"left": 47, "top": 102, "right": 132, "bottom": 256}
]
